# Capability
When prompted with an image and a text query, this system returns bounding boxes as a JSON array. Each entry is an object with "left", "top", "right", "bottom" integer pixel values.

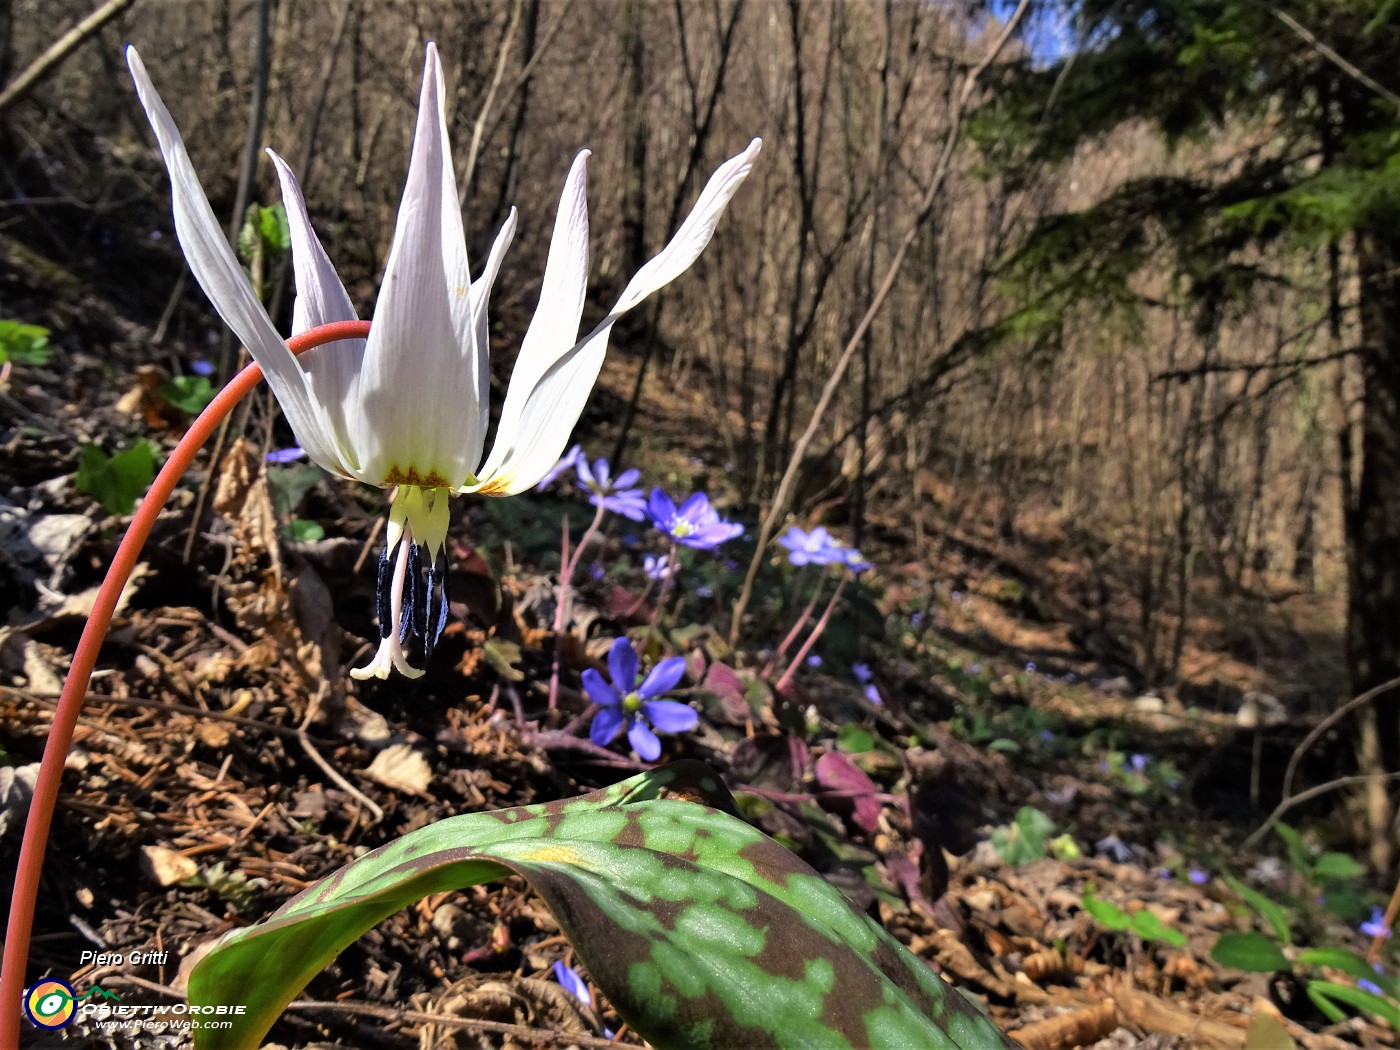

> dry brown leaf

[
  {"left": 366, "top": 744, "right": 433, "bottom": 795},
  {"left": 1109, "top": 976, "right": 1247, "bottom": 1048},
  {"left": 1009, "top": 999, "right": 1118, "bottom": 1049},
  {"left": 1243, "top": 1008, "right": 1296, "bottom": 1050},
  {"left": 141, "top": 845, "right": 198, "bottom": 887}
]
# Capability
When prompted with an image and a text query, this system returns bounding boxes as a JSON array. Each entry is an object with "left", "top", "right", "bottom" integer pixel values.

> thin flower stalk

[
  {"left": 763, "top": 567, "right": 821, "bottom": 677},
  {"left": 547, "top": 500, "right": 607, "bottom": 712},
  {"left": 649, "top": 539, "right": 682, "bottom": 630},
  {"left": 776, "top": 574, "right": 850, "bottom": 693},
  {"left": 0, "top": 320, "right": 371, "bottom": 1047}
]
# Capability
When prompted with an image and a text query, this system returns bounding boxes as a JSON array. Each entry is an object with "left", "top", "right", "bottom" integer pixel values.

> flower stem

[
  {"left": 649, "top": 539, "right": 681, "bottom": 631},
  {"left": 547, "top": 502, "right": 607, "bottom": 712},
  {"left": 0, "top": 320, "right": 370, "bottom": 1045},
  {"left": 764, "top": 569, "right": 824, "bottom": 678},
  {"left": 776, "top": 572, "right": 850, "bottom": 693}
]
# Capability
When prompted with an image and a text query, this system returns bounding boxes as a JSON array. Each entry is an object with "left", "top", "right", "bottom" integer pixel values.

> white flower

[{"left": 126, "top": 43, "right": 760, "bottom": 679}]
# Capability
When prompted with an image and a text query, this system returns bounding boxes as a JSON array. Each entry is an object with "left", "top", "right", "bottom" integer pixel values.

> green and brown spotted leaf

[{"left": 187, "top": 761, "right": 1013, "bottom": 1050}]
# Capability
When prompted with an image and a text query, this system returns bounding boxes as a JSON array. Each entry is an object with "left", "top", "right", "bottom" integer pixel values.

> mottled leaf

[{"left": 188, "top": 762, "right": 1011, "bottom": 1050}]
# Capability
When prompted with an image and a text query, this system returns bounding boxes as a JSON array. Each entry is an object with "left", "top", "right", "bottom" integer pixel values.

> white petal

[
  {"left": 125, "top": 47, "right": 346, "bottom": 477},
  {"left": 468, "top": 208, "right": 518, "bottom": 463},
  {"left": 613, "top": 138, "right": 762, "bottom": 314},
  {"left": 267, "top": 151, "right": 357, "bottom": 335},
  {"left": 350, "top": 42, "right": 481, "bottom": 487},
  {"left": 267, "top": 149, "right": 367, "bottom": 477},
  {"left": 467, "top": 139, "right": 761, "bottom": 495}
]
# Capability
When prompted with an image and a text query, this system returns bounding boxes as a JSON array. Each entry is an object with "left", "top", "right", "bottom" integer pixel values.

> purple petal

[
  {"left": 638, "top": 656, "right": 687, "bottom": 698},
  {"left": 590, "top": 704, "right": 626, "bottom": 747},
  {"left": 576, "top": 455, "right": 596, "bottom": 488},
  {"left": 266, "top": 446, "right": 307, "bottom": 464},
  {"left": 607, "top": 636, "right": 639, "bottom": 692},
  {"left": 596, "top": 490, "right": 649, "bottom": 521},
  {"left": 190, "top": 358, "right": 214, "bottom": 376},
  {"left": 641, "top": 699, "right": 697, "bottom": 734},
  {"left": 677, "top": 491, "right": 711, "bottom": 523},
  {"left": 581, "top": 667, "right": 620, "bottom": 708},
  {"left": 628, "top": 718, "right": 661, "bottom": 761},
  {"left": 552, "top": 961, "right": 591, "bottom": 1006},
  {"left": 615, "top": 467, "right": 641, "bottom": 489},
  {"left": 778, "top": 526, "right": 807, "bottom": 551},
  {"left": 647, "top": 488, "right": 678, "bottom": 528}
]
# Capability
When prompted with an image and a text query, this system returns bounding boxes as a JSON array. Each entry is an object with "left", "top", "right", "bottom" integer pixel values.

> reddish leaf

[{"left": 814, "top": 751, "right": 882, "bottom": 832}]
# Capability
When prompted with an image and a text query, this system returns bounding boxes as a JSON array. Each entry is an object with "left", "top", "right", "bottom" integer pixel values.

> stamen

[
  {"left": 425, "top": 552, "right": 449, "bottom": 662},
  {"left": 374, "top": 543, "right": 393, "bottom": 639},
  {"left": 403, "top": 542, "right": 423, "bottom": 645}
]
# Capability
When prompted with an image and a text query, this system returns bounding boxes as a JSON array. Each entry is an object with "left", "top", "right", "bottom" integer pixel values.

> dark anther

[
  {"left": 374, "top": 542, "right": 393, "bottom": 639},
  {"left": 402, "top": 542, "right": 423, "bottom": 644},
  {"left": 425, "top": 553, "right": 450, "bottom": 662}
]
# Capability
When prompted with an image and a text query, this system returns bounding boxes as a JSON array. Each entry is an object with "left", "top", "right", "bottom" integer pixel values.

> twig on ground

[{"left": 296, "top": 681, "right": 383, "bottom": 825}]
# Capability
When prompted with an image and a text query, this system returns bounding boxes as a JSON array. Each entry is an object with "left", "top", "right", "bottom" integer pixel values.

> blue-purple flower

[
  {"left": 578, "top": 456, "right": 647, "bottom": 521},
  {"left": 648, "top": 490, "right": 743, "bottom": 549},
  {"left": 643, "top": 554, "right": 674, "bottom": 581},
  {"left": 852, "top": 662, "right": 873, "bottom": 684},
  {"left": 190, "top": 358, "right": 214, "bottom": 377},
  {"left": 583, "top": 637, "right": 697, "bottom": 761},
  {"left": 778, "top": 525, "right": 870, "bottom": 571},
  {"left": 266, "top": 445, "right": 307, "bottom": 464},
  {"left": 1359, "top": 961, "right": 1387, "bottom": 997},
  {"left": 536, "top": 444, "right": 583, "bottom": 490},
  {"left": 1186, "top": 867, "right": 1209, "bottom": 886},
  {"left": 778, "top": 526, "right": 843, "bottom": 565},
  {"left": 553, "top": 961, "right": 591, "bottom": 1006},
  {"left": 1361, "top": 906, "right": 1392, "bottom": 939}
]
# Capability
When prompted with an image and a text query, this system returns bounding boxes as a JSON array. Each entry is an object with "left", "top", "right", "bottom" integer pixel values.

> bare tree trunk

[{"left": 492, "top": 0, "right": 540, "bottom": 230}]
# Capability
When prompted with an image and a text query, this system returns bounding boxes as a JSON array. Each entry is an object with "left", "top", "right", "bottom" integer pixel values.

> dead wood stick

[{"left": 0, "top": 0, "right": 141, "bottom": 117}]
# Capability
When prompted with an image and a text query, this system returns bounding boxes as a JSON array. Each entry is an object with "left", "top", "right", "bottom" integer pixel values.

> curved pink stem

[{"left": 0, "top": 320, "right": 371, "bottom": 1042}]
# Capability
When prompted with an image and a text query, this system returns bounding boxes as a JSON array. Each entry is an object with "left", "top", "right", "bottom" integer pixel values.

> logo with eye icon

[{"left": 23, "top": 978, "right": 76, "bottom": 1029}]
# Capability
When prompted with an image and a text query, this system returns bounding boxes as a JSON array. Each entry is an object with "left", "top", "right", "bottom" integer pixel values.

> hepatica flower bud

[{"left": 128, "top": 44, "right": 760, "bottom": 679}]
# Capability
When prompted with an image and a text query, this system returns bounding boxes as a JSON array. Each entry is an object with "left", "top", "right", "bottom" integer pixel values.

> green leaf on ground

[
  {"left": 75, "top": 439, "right": 161, "bottom": 515},
  {"left": 1211, "top": 931, "right": 1290, "bottom": 973},
  {"left": 187, "top": 762, "right": 1013, "bottom": 1050}
]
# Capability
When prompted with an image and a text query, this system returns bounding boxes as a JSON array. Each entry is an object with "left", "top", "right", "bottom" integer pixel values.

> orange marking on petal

[
  {"left": 475, "top": 477, "right": 514, "bottom": 496},
  {"left": 385, "top": 466, "right": 451, "bottom": 488}
]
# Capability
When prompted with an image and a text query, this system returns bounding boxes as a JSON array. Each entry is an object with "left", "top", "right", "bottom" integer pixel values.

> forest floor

[{"left": 0, "top": 232, "right": 1396, "bottom": 1050}]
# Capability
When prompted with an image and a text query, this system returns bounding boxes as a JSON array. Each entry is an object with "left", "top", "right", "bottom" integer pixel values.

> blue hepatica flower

[
  {"left": 778, "top": 525, "right": 870, "bottom": 571},
  {"left": 552, "top": 961, "right": 591, "bottom": 1006},
  {"left": 190, "top": 358, "right": 214, "bottom": 377},
  {"left": 648, "top": 489, "right": 743, "bottom": 549},
  {"left": 851, "top": 662, "right": 873, "bottom": 685},
  {"left": 1359, "top": 961, "right": 1386, "bottom": 997},
  {"left": 1186, "top": 867, "right": 1209, "bottom": 886},
  {"left": 578, "top": 456, "right": 647, "bottom": 521},
  {"left": 1361, "top": 906, "right": 1392, "bottom": 939},
  {"left": 584, "top": 637, "right": 697, "bottom": 761},
  {"left": 266, "top": 445, "right": 307, "bottom": 464},
  {"left": 536, "top": 444, "right": 583, "bottom": 490},
  {"left": 643, "top": 554, "right": 673, "bottom": 581},
  {"left": 1129, "top": 753, "right": 1150, "bottom": 773},
  {"left": 778, "top": 525, "right": 843, "bottom": 566}
]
